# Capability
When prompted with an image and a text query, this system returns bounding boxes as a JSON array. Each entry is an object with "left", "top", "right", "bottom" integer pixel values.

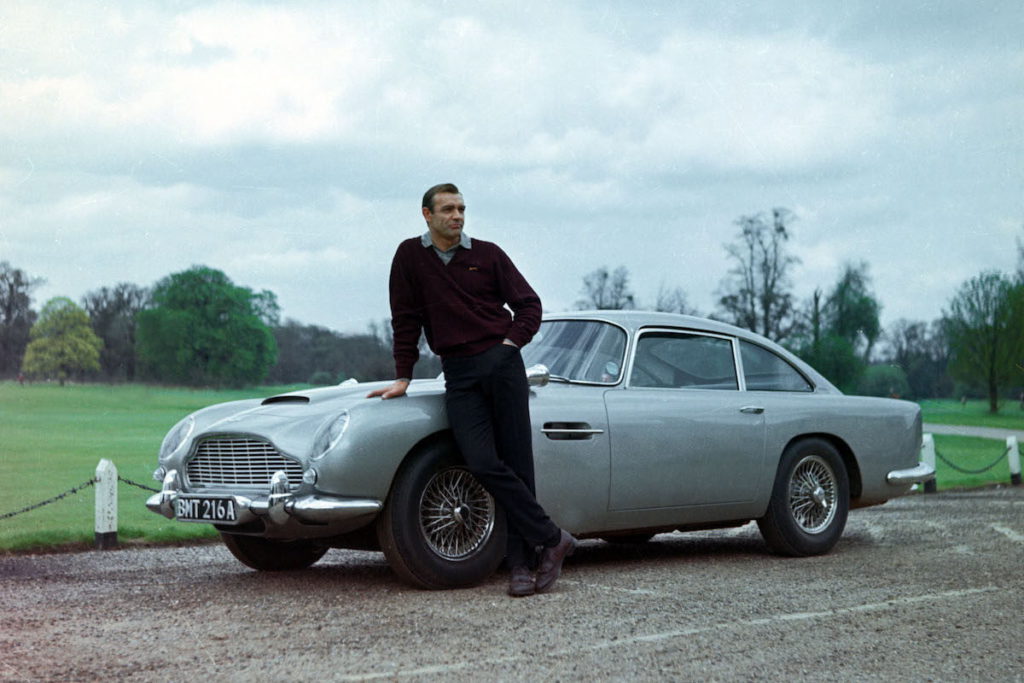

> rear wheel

[
  {"left": 757, "top": 438, "right": 849, "bottom": 556},
  {"left": 377, "top": 440, "right": 506, "bottom": 589},
  {"left": 220, "top": 533, "right": 328, "bottom": 571}
]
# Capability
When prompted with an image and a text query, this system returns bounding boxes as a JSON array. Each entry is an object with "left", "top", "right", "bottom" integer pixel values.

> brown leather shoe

[
  {"left": 535, "top": 529, "right": 576, "bottom": 593},
  {"left": 508, "top": 565, "right": 535, "bottom": 597}
]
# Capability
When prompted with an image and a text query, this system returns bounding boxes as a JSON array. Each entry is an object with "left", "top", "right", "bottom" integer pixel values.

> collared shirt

[{"left": 421, "top": 231, "right": 472, "bottom": 266}]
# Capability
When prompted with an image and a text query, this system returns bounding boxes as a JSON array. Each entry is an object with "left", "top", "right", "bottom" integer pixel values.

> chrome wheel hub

[
  {"left": 419, "top": 467, "right": 495, "bottom": 560},
  {"left": 788, "top": 455, "right": 838, "bottom": 534}
]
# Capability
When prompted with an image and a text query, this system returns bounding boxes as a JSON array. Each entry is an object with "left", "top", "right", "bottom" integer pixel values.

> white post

[
  {"left": 921, "top": 434, "right": 937, "bottom": 493},
  {"left": 1008, "top": 436, "right": 1021, "bottom": 487},
  {"left": 95, "top": 459, "right": 118, "bottom": 549}
]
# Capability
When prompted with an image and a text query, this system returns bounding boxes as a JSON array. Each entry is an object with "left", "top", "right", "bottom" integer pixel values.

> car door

[{"left": 604, "top": 329, "right": 767, "bottom": 511}]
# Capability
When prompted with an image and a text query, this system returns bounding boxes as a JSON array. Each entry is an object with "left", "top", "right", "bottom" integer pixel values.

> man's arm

[
  {"left": 494, "top": 246, "right": 542, "bottom": 347},
  {"left": 368, "top": 244, "right": 421, "bottom": 400}
]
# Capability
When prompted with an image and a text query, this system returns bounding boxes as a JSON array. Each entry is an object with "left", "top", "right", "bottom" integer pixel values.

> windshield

[{"left": 521, "top": 320, "right": 627, "bottom": 384}]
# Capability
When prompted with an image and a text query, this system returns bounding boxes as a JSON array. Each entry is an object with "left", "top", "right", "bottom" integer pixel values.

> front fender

[{"left": 312, "top": 393, "right": 450, "bottom": 499}]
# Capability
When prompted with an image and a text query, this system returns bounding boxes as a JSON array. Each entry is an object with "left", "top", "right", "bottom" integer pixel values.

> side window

[
  {"left": 739, "top": 340, "right": 813, "bottom": 392},
  {"left": 631, "top": 332, "right": 738, "bottom": 390}
]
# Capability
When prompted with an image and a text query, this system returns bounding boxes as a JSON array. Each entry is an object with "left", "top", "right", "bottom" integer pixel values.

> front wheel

[
  {"left": 220, "top": 533, "right": 328, "bottom": 571},
  {"left": 377, "top": 440, "right": 506, "bottom": 589},
  {"left": 757, "top": 438, "right": 849, "bottom": 556}
]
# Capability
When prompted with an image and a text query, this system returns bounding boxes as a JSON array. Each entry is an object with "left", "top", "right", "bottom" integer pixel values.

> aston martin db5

[{"left": 147, "top": 311, "right": 934, "bottom": 588}]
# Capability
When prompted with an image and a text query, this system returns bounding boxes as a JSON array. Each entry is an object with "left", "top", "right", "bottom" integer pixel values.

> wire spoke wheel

[
  {"left": 419, "top": 467, "right": 495, "bottom": 561},
  {"left": 787, "top": 454, "right": 838, "bottom": 534}
]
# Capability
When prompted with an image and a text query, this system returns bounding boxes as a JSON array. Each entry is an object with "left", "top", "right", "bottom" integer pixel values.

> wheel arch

[{"left": 780, "top": 433, "right": 862, "bottom": 502}]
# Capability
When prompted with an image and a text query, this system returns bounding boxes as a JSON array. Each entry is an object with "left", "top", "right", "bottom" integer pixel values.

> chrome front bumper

[
  {"left": 145, "top": 469, "right": 382, "bottom": 526},
  {"left": 886, "top": 461, "right": 936, "bottom": 486}
]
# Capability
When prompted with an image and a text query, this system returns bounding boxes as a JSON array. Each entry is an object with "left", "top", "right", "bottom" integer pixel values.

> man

[{"left": 367, "top": 183, "right": 576, "bottom": 596}]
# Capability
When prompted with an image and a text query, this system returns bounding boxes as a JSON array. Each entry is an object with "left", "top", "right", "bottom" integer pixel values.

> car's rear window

[{"left": 739, "top": 340, "right": 813, "bottom": 392}]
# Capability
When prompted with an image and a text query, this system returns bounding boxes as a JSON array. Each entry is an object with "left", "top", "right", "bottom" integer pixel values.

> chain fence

[
  {"left": 934, "top": 445, "right": 1012, "bottom": 475},
  {"left": 0, "top": 474, "right": 159, "bottom": 522}
]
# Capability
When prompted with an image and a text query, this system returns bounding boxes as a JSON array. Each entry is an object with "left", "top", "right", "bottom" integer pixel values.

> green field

[
  {"left": 0, "top": 381, "right": 309, "bottom": 552},
  {"left": 1, "top": 386, "right": 1019, "bottom": 552},
  {"left": 920, "top": 398, "right": 1024, "bottom": 430}
]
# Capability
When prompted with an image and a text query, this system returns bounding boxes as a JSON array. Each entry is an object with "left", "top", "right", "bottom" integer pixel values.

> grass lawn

[
  {"left": 2, "top": 384, "right": 1019, "bottom": 553},
  {"left": 920, "top": 398, "right": 1024, "bottom": 430},
  {"left": 0, "top": 381, "right": 308, "bottom": 552},
  {"left": 929, "top": 434, "right": 1018, "bottom": 490}
]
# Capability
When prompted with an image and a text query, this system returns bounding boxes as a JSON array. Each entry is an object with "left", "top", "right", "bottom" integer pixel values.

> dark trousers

[{"left": 442, "top": 343, "right": 559, "bottom": 568}]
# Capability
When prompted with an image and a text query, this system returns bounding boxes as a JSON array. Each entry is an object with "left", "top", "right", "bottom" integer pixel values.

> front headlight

[
  {"left": 159, "top": 415, "right": 195, "bottom": 461},
  {"left": 311, "top": 410, "right": 350, "bottom": 460}
]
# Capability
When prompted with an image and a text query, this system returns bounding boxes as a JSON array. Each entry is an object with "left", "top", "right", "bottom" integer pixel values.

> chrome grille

[{"left": 186, "top": 437, "right": 302, "bottom": 489}]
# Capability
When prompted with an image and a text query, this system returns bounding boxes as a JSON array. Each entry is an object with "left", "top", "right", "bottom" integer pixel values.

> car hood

[{"left": 182, "top": 378, "right": 447, "bottom": 460}]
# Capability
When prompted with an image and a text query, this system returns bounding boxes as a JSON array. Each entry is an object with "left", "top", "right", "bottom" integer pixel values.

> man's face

[{"left": 423, "top": 192, "right": 465, "bottom": 244}]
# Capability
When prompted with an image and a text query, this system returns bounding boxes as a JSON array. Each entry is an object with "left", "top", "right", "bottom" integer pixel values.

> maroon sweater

[{"left": 388, "top": 236, "right": 542, "bottom": 379}]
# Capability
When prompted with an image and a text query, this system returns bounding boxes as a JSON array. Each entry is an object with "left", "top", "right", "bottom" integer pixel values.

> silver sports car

[{"left": 147, "top": 311, "right": 934, "bottom": 588}]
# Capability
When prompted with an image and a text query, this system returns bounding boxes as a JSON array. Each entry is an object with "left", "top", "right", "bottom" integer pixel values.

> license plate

[{"left": 176, "top": 496, "right": 238, "bottom": 524}]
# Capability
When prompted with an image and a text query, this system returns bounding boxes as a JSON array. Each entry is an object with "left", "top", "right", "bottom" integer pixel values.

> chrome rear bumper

[
  {"left": 886, "top": 461, "right": 936, "bottom": 486},
  {"left": 145, "top": 469, "right": 382, "bottom": 526}
]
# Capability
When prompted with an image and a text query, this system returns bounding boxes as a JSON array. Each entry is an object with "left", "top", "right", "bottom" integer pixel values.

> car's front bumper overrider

[
  {"left": 886, "top": 461, "right": 936, "bottom": 486},
  {"left": 145, "top": 469, "right": 382, "bottom": 526}
]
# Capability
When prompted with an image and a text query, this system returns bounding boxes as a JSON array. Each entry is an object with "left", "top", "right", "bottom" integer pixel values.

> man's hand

[{"left": 366, "top": 379, "right": 410, "bottom": 400}]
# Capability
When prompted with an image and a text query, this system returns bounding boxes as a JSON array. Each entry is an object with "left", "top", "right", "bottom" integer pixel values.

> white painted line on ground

[
  {"left": 558, "top": 579, "right": 669, "bottom": 597},
  {"left": 991, "top": 524, "right": 1024, "bottom": 543},
  {"left": 337, "top": 586, "right": 1002, "bottom": 681}
]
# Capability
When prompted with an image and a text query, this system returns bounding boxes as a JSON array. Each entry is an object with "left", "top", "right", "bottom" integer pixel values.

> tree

[
  {"left": 21, "top": 297, "right": 103, "bottom": 385},
  {"left": 82, "top": 283, "right": 148, "bottom": 381},
  {"left": 0, "top": 262, "right": 43, "bottom": 377},
  {"left": 136, "top": 266, "right": 278, "bottom": 387},
  {"left": 577, "top": 266, "right": 635, "bottom": 310},
  {"left": 824, "top": 262, "right": 881, "bottom": 361},
  {"left": 882, "top": 318, "right": 952, "bottom": 399},
  {"left": 942, "top": 271, "right": 1024, "bottom": 413},
  {"left": 654, "top": 284, "right": 697, "bottom": 315},
  {"left": 716, "top": 208, "right": 801, "bottom": 342},
  {"left": 855, "top": 364, "right": 911, "bottom": 398}
]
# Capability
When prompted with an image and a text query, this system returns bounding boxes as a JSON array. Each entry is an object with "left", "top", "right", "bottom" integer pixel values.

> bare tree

[
  {"left": 0, "top": 262, "right": 44, "bottom": 377},
  {"left": 577, "top": 266, "right": 635, "bottom": 310},
  {"left": 654, "top": 284, "right": 697, "bottom": 315},
  {"left": 716, "top": 208, "right": 800, "bottom": 342},
  {"left": 82, "top": 282, "right": 148, "bottom": 381}
]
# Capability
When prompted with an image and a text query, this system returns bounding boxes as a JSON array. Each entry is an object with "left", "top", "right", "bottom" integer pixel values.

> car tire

[
  {"left": 601, "top": 533, "right": 655, "bottom": 545},
  {"left": 377, "top": 440, "right": 507, "bottom": 589},
  {"left": 757, "top": 438, "right": 849, "bottom": 557},
  {"left": 220, "top": 532, "right": 328, "bottom": 571}
]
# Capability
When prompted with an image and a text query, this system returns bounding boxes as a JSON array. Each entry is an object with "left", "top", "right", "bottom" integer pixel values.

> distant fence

[{"left": 920, "top": 434, "right": 1022, "bottom": 493}]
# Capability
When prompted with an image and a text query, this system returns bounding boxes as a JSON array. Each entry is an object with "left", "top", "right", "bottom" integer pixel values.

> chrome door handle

[
  {"left": 740, "top": 406, "right": 765, "bottom": 414},
  {"left": 541, "top": 422, "right": 604, "bottom": 440}
]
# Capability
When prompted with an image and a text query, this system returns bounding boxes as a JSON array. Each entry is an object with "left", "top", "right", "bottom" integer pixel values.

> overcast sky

[{"left": 2, "top": 1, "right": 1021, "bottom": 338}]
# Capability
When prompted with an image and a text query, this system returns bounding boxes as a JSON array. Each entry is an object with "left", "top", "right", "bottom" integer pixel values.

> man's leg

[
  {"left": 443, "top": 347, "right": 560, "bottom": 551},
  {"left": 486, "top": 345, "right": 544, "bottom": 569}
]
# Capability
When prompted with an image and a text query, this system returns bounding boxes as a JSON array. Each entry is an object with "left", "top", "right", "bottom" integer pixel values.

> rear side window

[
  {"left": 631, "top": 332, "right": 738, "bottom": 390},
  {"left": 740, "top": 341, "right": 813, "bottom": 392}
]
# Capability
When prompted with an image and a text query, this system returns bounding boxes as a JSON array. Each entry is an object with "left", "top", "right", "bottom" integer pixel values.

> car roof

[{"left": 541, "top": 310, "right": 840, "bottom": 393}]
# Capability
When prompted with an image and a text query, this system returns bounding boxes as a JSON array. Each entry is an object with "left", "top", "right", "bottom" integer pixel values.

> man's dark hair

[{"left": 422, "top": 183, "right": 460, "bottom": 212}]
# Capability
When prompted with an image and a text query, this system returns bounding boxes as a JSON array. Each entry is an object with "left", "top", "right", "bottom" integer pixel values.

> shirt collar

[{"left": 421, "top": 232, "right": 472, "bottom": 251}]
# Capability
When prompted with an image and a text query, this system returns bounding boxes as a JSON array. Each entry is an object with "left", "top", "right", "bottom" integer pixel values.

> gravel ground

[{"left": 2, "top": 487, "right": 1023, "bottom": 682}]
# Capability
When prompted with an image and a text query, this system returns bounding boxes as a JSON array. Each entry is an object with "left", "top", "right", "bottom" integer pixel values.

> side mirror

[{"left": 526, "top": 364, "right": 550, "bottom": 387}]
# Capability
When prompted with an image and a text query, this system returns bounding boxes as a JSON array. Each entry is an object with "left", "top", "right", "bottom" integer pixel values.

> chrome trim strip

[
  {"left": 541, "top": 428, "right": 605, "bottom": 435},
  {"left": 886, "top": 461, "right": 936, "bottom": 486}
]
